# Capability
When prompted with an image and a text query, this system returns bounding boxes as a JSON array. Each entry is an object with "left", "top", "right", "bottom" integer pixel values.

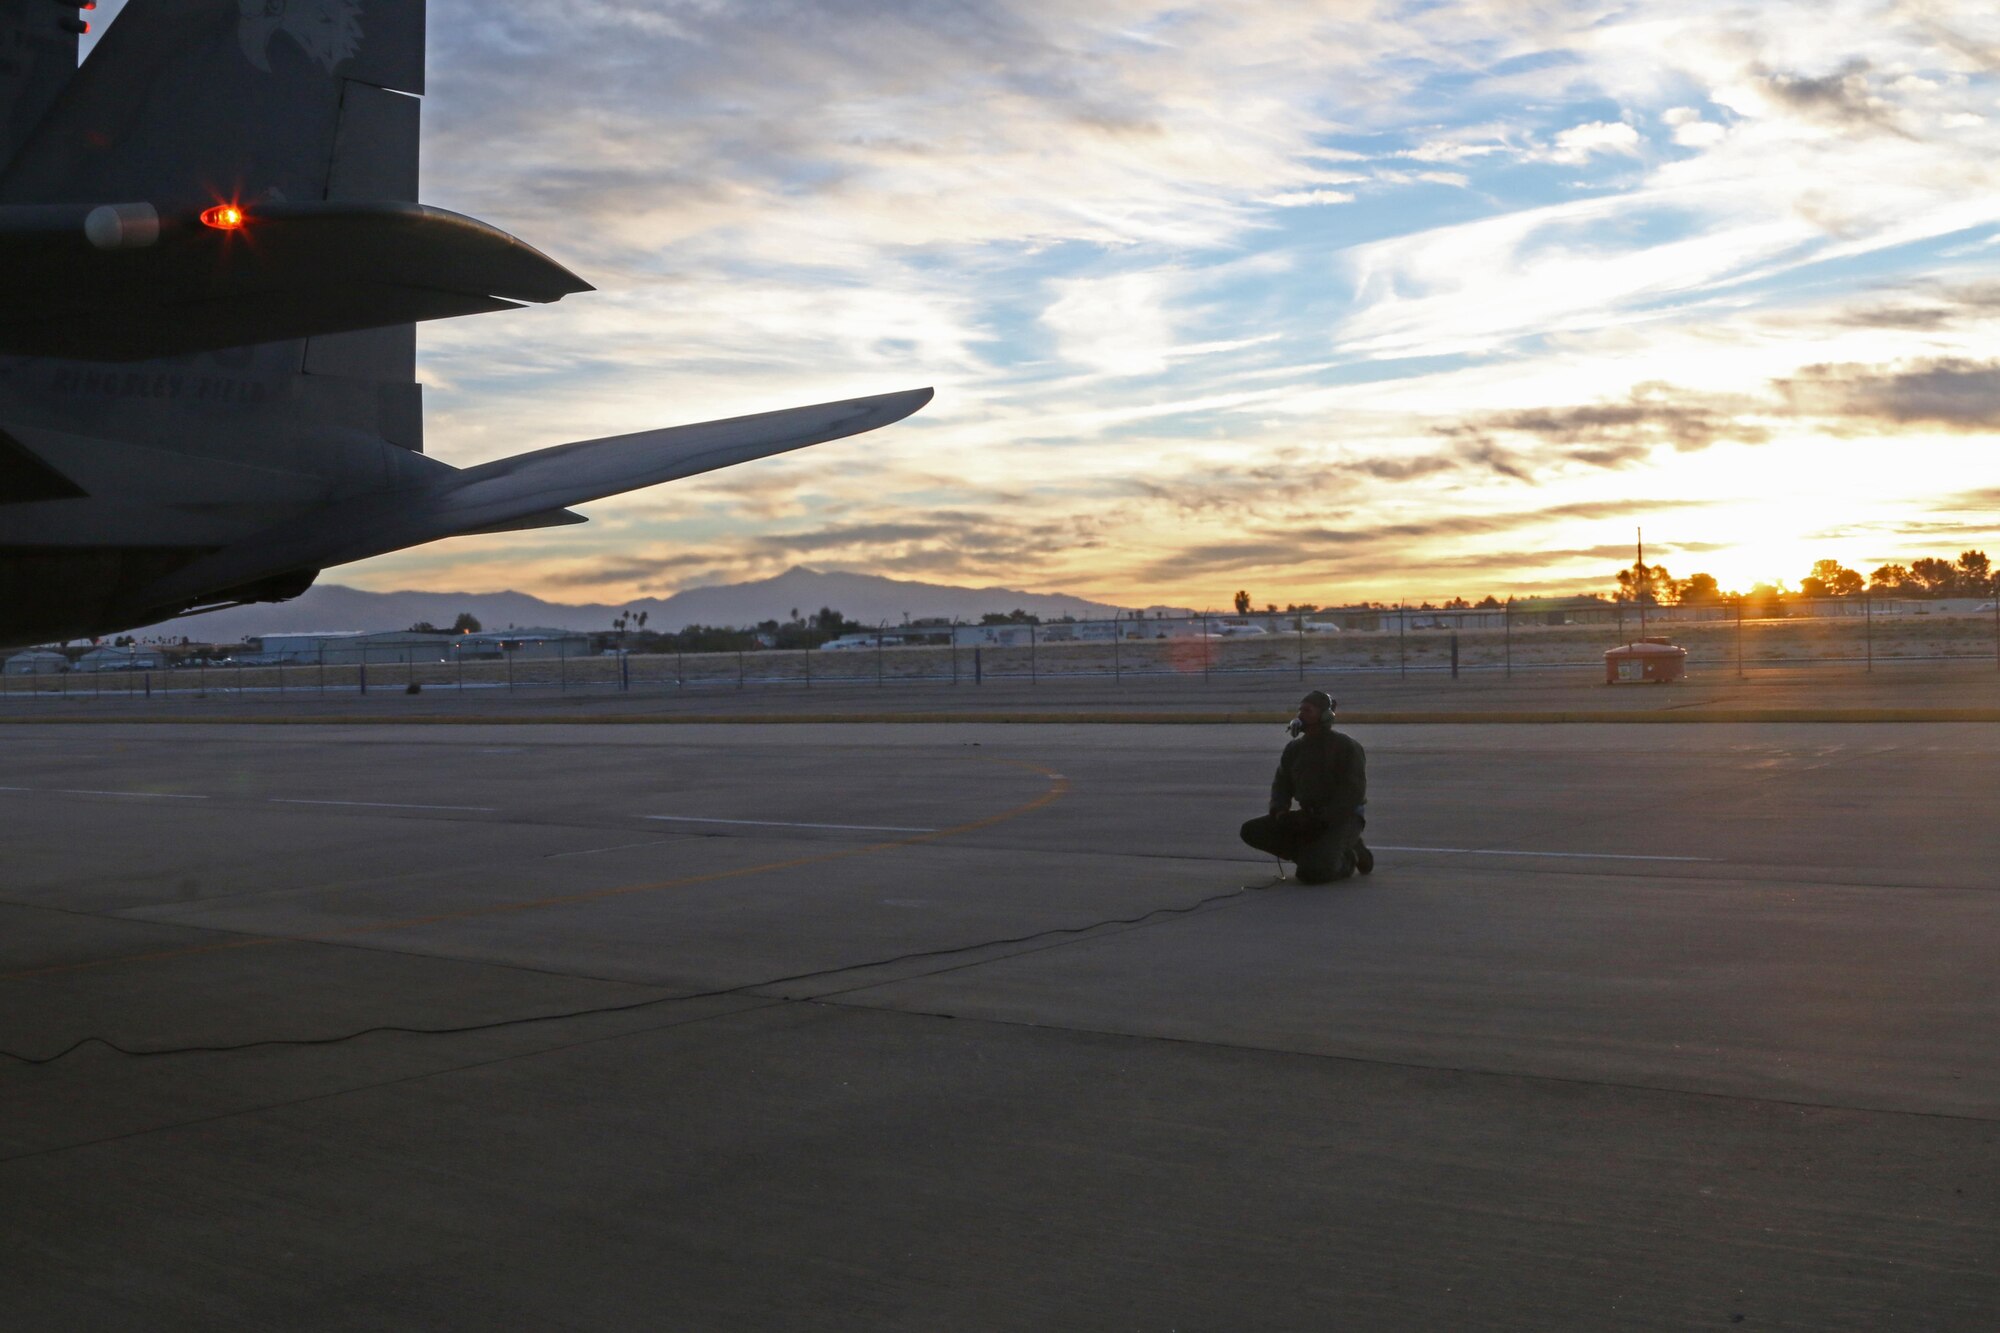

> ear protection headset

[{"left": 1288, "top": 690, "right": 1337, "bottom": 736}]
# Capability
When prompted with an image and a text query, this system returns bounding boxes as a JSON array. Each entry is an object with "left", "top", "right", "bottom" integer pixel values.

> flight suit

[{"left": 1240, "top": 727, "right": 1367, "bottom": 883}]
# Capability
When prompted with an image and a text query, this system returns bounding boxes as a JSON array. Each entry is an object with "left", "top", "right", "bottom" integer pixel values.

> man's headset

[{"left": 1287, "top": 690, "right": 1336, "bottom": 736}]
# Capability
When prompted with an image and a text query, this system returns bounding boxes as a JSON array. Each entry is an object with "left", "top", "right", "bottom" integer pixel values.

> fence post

[
  {"left": 738, "top": 647, "right": 745, "bottom": 689},
  {"left": 1735, "top": 596, "right": 1744, "bottom": 679},
  {"left": 1451, "top": 631, "right": 1459, "bottom": 680},
  {"left": 1201, "top": 613, "right": 1209, "bottom": 684},
  {"left": 876, "top": 624, "right": 884, "bottom": 687},
  {"left": 950, "top": 620, "right": 958, "bottom": 686},
  {"left": 1865, "top": 588, "right": 1873, "bottom": 672},
  {"left": 1398, "top": 602, "right": 1406, "bottom": 679},
  {"left": 1504, "top": 598, "right": 1512, "bottom": 678},
  {"left": 1113, "top": 614, "right": 1121, "bottom": 682},
  {"left": 1296, "top": 615, "right": 1304, "bottom": 680},
  {"left": 1030, "top": 620, "right": 1038, "bottom": 684}
]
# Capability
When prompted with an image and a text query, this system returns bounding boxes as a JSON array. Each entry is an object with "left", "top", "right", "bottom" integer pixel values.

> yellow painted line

[{"left": 0, "top": 761, "right": 1070, "bottom": 984}]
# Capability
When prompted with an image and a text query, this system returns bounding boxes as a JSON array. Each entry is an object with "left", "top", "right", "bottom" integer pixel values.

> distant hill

[{"left": 131, "top": 566, "right": 1142, "bottom": 642}]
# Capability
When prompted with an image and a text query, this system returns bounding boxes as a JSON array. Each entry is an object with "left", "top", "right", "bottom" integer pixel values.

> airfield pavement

[{"left": 2, "top": 668, "right": 1997, "bottom": 1329}]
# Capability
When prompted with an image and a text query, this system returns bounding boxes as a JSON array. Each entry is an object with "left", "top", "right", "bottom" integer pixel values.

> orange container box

[{"left": 1605, "top": 638, "right": 1686, "bottom": 684}]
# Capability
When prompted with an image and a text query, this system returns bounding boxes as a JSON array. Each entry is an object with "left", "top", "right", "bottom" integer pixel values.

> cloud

[
  {"left": 1663, "top": 106, "right": 1727, "bottom": 148},
  {"left": 1549, "top": 120, "right": 1642, "bottom": 164},
  {"left": 1331, "top": 453, "right": 1462, "bottom": 482},
  {"left": 1042, "top": 271, "right": 1180, "bottom": 376},
  {"left": 1436, "top": 383, "right": 1771, "bottom": 468},
  {"left": 1753, "top": 59, "right": 1910, "bottom": 137},
  {"left": 1778, "top": 358, "right": 2000, "bottom": 429},
  {"left": 1835, "top": 281, "right": 2000, "bottom": 332},
  {"left": 1133, "top": 498, "right": 1710, "bottom": 580},
  {"left": 543, "top": 551, "right": 737, "bottom": 587},
  {"left": 1260, "top": 189, "right": 1357, "bottom": 207},
  {"left": 316, "top": 0, "right": 2000, "bottom": 611},
  {"left": 1402, "top": 137, "right": 1512, "bottom": 164}
]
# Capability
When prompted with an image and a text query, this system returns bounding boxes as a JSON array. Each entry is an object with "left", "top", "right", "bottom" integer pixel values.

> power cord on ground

[{"left": 4, "top": 882, "right": 1273, "bottom": 1066}]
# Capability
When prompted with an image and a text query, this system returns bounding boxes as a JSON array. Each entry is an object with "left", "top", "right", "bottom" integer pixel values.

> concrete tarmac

[{"left": 2, "top": 716, "right": 1996, "bottom": 1329}]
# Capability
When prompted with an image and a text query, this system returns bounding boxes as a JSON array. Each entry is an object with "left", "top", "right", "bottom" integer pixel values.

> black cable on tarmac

[{"left": 3, "top": 880, "right": 1280, "bottom": 1066}]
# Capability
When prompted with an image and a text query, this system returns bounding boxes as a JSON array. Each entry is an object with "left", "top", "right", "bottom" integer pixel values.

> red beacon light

[{"left": 199, "top": 204, "right": 246, "bottom": 230}]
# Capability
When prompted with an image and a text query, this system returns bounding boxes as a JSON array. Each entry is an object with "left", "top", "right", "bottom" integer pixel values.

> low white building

[
  {"left": 456, "top": 629, "right": 591, "bottom": 661},
  {"left": 75, "top": 646, "right": 163, "bottom": 671},
  {"left": 4, "top": 650, "right": 68, "bottom": 675},
  {"left": 255, "top": 631, "right": 454, "bottom": 665}
]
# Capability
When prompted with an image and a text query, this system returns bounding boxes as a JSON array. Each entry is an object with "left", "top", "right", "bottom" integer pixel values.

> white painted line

[
  {"left": 544, "top": 839, "right": 676, "bottom": 860},
  {"left": 269, "top": 799, "right": 497, "bottom": 813},
  {"left": 1374, "top": 844, "right": 1716, "bottom": 863},
  {"left": 56, "top": 788, "right": 209, "bottom": 800},
  {"left": 644, "top": 815, "right": 938, "bottom": 833}
]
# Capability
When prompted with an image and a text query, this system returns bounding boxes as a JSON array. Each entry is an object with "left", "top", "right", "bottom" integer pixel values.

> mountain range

[{"left": 131, "top": 567, "right": 1158, "bottom": 642}]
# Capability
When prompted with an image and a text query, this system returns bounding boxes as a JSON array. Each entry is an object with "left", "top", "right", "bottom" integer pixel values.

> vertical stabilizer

[
  {"left": 0, "top": 0, "right": 422, "bottom": 211},
  {"left": 0, "top": 0, "right": 429, "bottom": 449},
  {"left": 0, "top": 0, "right": 80, "bottom": 176}
]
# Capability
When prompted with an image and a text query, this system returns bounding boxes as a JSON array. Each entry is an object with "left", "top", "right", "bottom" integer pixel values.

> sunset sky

[{"left": 92, "top": 2, "right": 2000, "bottom": 609}]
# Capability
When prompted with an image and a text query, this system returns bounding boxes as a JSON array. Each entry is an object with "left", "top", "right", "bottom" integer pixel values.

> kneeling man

[{"left": 1240, "top": 690, "right": 1373, "bottom": 884}]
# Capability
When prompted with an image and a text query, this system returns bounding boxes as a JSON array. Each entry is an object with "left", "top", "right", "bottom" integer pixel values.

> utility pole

[{"left": 1637, "top": 526, "right": 1647, "bottom": 640}]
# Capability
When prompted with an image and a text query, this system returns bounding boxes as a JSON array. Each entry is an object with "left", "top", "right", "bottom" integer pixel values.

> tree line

[{"left": 1612, "top": 550, "right": 1992, "bottom": 606}]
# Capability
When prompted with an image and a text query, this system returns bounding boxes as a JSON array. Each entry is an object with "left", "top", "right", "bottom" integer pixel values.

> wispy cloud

[
  {"left": 150, "top": 0, "right": 1997, "bottom": 607},
  {"left": 1779, "top": 358, "right": 2000, "bottom": 429}
]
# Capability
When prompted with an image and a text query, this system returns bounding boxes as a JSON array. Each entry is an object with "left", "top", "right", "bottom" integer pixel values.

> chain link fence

[{"left": 5, "top": 595, "right": 1997, "bottom": 702}]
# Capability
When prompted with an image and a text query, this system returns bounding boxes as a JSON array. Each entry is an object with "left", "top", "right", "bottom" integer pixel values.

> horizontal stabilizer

[
  {"left": 135, "top": 387, "right": 934, "bottom": 609},
  {"left": 455, "top": 508, "right": 591, "bottom": 537},
  {"left": 0, "top": 201, "right": 589, "bottom": 360}
]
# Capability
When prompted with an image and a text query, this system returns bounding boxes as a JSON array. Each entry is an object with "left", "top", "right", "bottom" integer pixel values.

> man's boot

[{"left": 1354, "top": 839, "right": 1374, "bottom": 875}]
